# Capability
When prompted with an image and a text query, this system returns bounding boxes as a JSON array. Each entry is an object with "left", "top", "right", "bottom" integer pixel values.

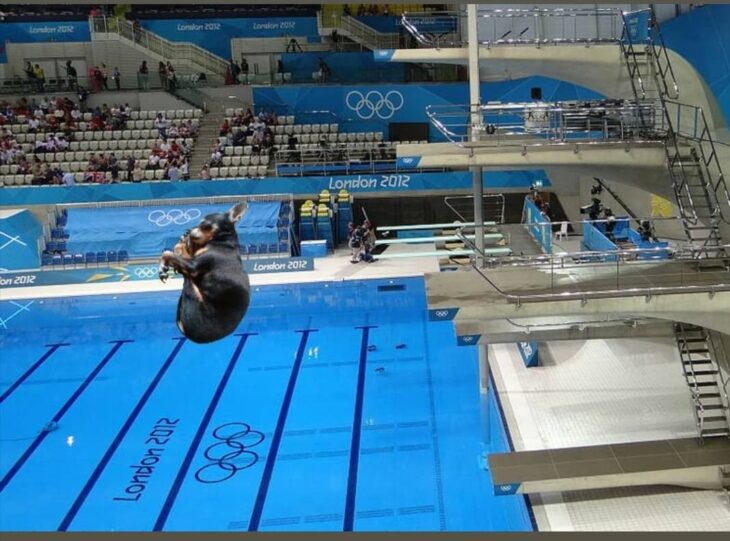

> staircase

[
  {"left": 319, "top": 11, "right": 399, "bottom": 51},
  {"left": 90, "top": 16, "right": 228, "bottom": 80},
  {"left": 187, "top": 101, "right": 228, "bottom": 176},
  {"left": 620, "top": 9, "right": 729, "bottom": 262},
  {"left": 675, "top": 323, "right": 730, "bottom": 441}
]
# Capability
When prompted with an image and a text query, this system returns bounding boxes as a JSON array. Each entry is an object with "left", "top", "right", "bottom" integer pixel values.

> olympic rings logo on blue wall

[
  {"left": 195, "top": 422, "right": 265, "bottom": 484},
  {"left": 147, "top": 209, "right": 202, "bottom": 227},
  {"left": 345, "top": 90, "right": 404, "bottom": 120}
]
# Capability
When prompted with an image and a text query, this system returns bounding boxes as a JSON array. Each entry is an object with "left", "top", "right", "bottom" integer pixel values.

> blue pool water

[{"left": 0, "top": 277, "right": 533, "bottom": 532}]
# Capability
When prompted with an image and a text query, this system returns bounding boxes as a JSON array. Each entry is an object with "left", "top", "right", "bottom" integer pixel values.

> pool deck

[{"left": 1, "top": 244, "right": 440, "bottom": 302}]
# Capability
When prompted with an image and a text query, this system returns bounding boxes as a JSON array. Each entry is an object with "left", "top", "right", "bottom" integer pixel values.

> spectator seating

[{"left": 0, "top": 106, "right": 202, "bottom": 186}]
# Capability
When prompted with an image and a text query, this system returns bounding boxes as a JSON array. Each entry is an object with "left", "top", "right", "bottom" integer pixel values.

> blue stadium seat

[
  {"left": 51, "top": 228, "right": 62, "bottom": 239},
  {"left": 247, "top": 244, "right": 258, "bottom": 255},
  {"left": 107, "top": 251, "right": 118, "bottom": 263},
  {"left": 56, "top": 241, "right": 67, "bottom": 252},
  {"left": 85, "top": 252, "right": 97, "bottom": 265},
  {"left": 41, "top": 253, "right": 53, "bottom": 266},
  {"left": 63, "top": 254, "right": 73, "bottom": 266},
  {"left": 74, "top": 253, "right": 84, "bottom": 265},
  {"left": 259, "top": 243, "right": 269, "bottom": 254},
  {"left": 239, "top": 244, "right": 248, "bottom": 255},
  {"left": 278, "top": 242, "right": 289, "bottom": 254},
  {"left": 268, "top": 243, "right": 278, "bottom": 253},
  {"left": 118, "top": 250, "right": 129, "bottom": 262},
  {"left": 96, "top": 251, "right": 107, "bottom": 264},
  {"left": 52, "top": 254, "right": 63, "bottom": 266},
  {"left": 46, "top": 241, "right": 58, "bottom": 253}
]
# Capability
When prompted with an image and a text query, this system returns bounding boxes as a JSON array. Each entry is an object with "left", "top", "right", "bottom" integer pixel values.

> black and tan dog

[{"left": 158, "top": 202, "right": 251, "bottom": 344}]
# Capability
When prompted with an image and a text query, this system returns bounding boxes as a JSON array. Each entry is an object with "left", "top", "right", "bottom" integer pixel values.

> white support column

[
  {"left": 479, "top": 343, "right": 489, "bottom": 395},
  {"left": 467, "top": 4, "right": 484, "bottom": 266}
]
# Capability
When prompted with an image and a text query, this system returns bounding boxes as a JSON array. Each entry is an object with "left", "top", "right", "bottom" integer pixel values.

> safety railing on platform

[
  {"left": 274, "top": 144, "right": 444, "bottom": 177},
  {"left": 90, "top": 16, "right": 229, "bottom": 78},
  {"left": 457, "top": 232, "right": 730, "bottom": 305},
  {"left": 426, "top": 99, "right": 662, "bottom": 147},
  {"left": 320, "top": 11, "right": 400, "bottom": 50},
  {"left": 401, "top": 7, "right": 625, "bottom": 49}
]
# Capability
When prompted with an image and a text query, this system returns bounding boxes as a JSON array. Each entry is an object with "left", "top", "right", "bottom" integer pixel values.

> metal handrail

[
  {"left": 456, "top": 230, "right": 730, "bottom": 305},
  {"left": 426, "top": 99, "right": 663, "bottom": 147},
  {"left": 91, "top": 16, "right": 228, "bottom": 78}
]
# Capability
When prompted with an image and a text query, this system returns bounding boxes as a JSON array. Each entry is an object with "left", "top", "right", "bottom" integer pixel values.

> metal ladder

[
  {"left": 674, "top": 323, "right": 730, "bottom": 440},
  {"left": 620, "top": 9, "right": 728, "bottom": 261}
]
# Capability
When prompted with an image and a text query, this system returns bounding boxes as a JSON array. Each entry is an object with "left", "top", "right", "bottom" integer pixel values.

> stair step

[
  {"left": 689, "top": 381, "right": 719, "bottom": 386},
  {"left": 698, "top": 404, "right": 727, "bottom": 410},
  {"left": 700, "top": 416, "right": 729, "bottom": 423},
  {"left": 686, "top": 370, "right": 718, "bottom": 376},
  {"left": 700, "top": 428, "right": 730, "bottom": 437},
  {"left": 697, "top": 392, "right": 722, "bottom": 399},
  {"left": 684, "top": 360, "right": 713, "bottom": 366}
]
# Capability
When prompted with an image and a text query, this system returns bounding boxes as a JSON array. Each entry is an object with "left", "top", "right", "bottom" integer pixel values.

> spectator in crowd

[
  {"left": 126, "top": 155, "right": 135, "bottom": 181},
  {"left": 100, "top": 63, "right": 109, "bottom": 90},
  {"left": 343, "top": 5, "right": 352, "bottom": 16},
  {"left": 167, "top": 160, "right": 180, "bottom": 181},
  {"left": 133, "top": 19, "right": 142, "bottom": 43},
  {"left": 383, "top": 4, "right": 391, "bottom": 15},
  {"left": 357, "top": 4, "right": 366, "bottom": 16},
  {"left": 33, "top": 64, "right": 45, "bottom": 92},
  {"left": 158, "top": 61, "right": 167, "bottom": 90},
  {"left": 240, "top": 57, "right": 249, "bottom": 79},
  {"left": 138, "top": 61, "right": 150, "bottom": 90},
  {"left": 219, "top": 118, "right": 230, "bottom": 137},
  {"left": 210, "top": 146, "right": 223, "bottom": 167},
  {"left": 166, "top": 62, "right": 177, "bottom": 92},
  {"left": 62, "top": 170, "right": 75, "bottom": 186},
  {"left": 112, "top": 67, "right": 121, "bottom": 90},
  {"left": 277, "top": 59, "right": 284, "bottom": 74},
  {"left": 230, "top": 59, "right": 241, "bottom": 84},
  {"left": 179, "top": 160, "right": 189, "bottom": 180},
  {"left": 201, "top": 164, "right": 211, "bottom": 180},
  {"left": 65, "top": 60, "right": 78, "bottom": 90},
  {"left": 154, "top": 113, "right": 169, "bottom": 140},
  {"left": 317, "top": 58, "right": 331, "bottom": 83},
  {"left": 77, "top": 86, "right": 89, "bottom": 112},
  {"left": 286, "top": 38, "right": 303, "bottom": 52},
  {"left": 24, "top": 62, "right": 37, "bottom": 91}
]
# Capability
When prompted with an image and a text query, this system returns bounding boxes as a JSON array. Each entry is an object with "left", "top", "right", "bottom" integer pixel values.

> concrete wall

[{"left": 0, "top": 90, "right": 192, "bottom": 111}]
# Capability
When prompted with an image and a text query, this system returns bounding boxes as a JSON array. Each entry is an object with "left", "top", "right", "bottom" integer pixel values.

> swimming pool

[{"left": 0, "top": 277, "right": 533, "bottom": 531}]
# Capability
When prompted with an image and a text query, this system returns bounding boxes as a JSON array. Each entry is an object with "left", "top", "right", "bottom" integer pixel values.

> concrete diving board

[
  {"left": 380, "top": 221, "right": 497, "bottom": 232},
  {"left": 376, "top": 247, "right": 512, "bottom": 260},
  {"left": 488, "top": 437, "right": 730, "bottom": 495},
  {"left": 376, "top": 233, "right": 504, "bottom": 246}
]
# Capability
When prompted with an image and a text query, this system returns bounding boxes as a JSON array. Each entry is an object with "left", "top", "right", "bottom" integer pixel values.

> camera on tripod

[{"left": 579, "top": 182, "right": 604, "bottom": 220}]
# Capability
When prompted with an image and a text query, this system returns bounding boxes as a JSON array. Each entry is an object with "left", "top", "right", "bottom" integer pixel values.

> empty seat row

[
  {"left": 219, "top": 155, "right": 270, "bottom": 167},
  {"left": 209, "top": 165, "right": 268, "bottom": 178},
  {"left": 42, "top": 250, "right": 130, "bottom": 267}
]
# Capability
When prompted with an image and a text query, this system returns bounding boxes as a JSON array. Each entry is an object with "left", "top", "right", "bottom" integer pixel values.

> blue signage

[
  {"left": 516, "top": 341, "right": 539, "bottom": 367},
  {"left": 0, "top": 170, "right": 551, "bottom": 207},
  {"left": 139, "top": 17, "right": 319, "bottom": 59},
  {"left": 522, "top": 197, "right": 552, "bottom": 254},
  {"left": 0, "top": 21, "right": 91, "bottom": 57},
  {"left": 0, "top": 257, "right": 314, "bottom": 290},
  {"left": 0, "top": 209, "right": 42, "bottom": 271}
]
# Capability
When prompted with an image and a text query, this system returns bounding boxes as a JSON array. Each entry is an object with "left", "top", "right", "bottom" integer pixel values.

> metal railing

[
  {"left": 91, "top": 16, "right": 228, "bottom": 78},
  {"left": 320, "top": 11, "right": 400, "bottom": 50},
  {"left": 402, "top": 7, "right": 626, "bottom": 49},
  {"left": 426, "top": 99, "right": 662, "bottom": 147},
  {"left": 458, "top": 231, "right": 730, "bottom": 305},
  {"left": 662, "top": 100, "right": 730, "bottom": 221},
  {"left": 273, "top": 144, "right": 442, "bottom": 176}
]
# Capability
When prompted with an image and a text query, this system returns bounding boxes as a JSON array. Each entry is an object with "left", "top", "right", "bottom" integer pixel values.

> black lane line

[
  {"left": 153, "top": 333, "right": 255, "bottom": 531},
  {"left": 247, "top": 328, "right": 316, "bottom": 532},
  {"left": 58, "top": 337, "right": 187, "bottom": 531},
  {"left": 0, "top": 340, "right": 132, "bottom": 493},
  {"left": 0, "top": 343, "right": 70, "bottom": 405},
  {"left": 342, "top": 325, "right": 375, "bottom": 531}
]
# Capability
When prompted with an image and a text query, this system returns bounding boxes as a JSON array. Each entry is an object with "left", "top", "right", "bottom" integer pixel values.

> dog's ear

[{"left": 228, "top": 201, "right": 248, "bottom": 223}]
